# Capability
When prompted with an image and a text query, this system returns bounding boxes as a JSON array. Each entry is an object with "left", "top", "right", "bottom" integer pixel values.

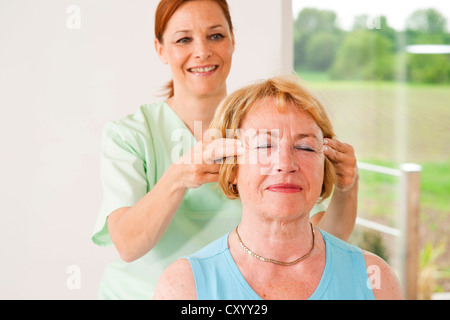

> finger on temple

[
  {"left": 323, "top": 145, "right": 341, "bottom": 163},
  {"left": 207, "top": 138, "right": 244, "bottom": 162},
  {"left": 324, "top": 138, "right": 351, "bottom": 153}
]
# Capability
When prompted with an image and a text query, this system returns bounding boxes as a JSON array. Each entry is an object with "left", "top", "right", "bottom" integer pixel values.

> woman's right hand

[
  {"left": 108, "top": 138, "right": 244, "bottom": 262},
  {"left": 174, "top": 138, "right": 244, "bottom": 189}
]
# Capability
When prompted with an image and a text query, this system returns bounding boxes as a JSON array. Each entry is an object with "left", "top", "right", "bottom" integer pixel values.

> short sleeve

[
  {"left": 309, "top": 198, "right": 328, "bottom": 217},
  {"left": 92, "top": 121, "right": 152, "bottom": 246}
]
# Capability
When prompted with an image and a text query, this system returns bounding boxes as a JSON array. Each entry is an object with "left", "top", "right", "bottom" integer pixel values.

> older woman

[{"left": 153, "top": 76, "right": 403, "bottom": 300}]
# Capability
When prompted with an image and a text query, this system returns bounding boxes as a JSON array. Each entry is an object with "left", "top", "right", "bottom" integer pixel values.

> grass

[
  {"left": 420, "top": 162, "right": 450, "bottom": 212},
  {"left": 357, "top": 160, "right": 398, "bottom": 222},
  {"left": 357, "top": 159, "right": 450, "bottom": 214},
  {"left": 297, "top": 70, "right": 450, "bottom": 89}
]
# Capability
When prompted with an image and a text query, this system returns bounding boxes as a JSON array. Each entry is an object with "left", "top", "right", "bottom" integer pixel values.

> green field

[{"left": 300, "top": 73, "right": 450, "bottom": 292}]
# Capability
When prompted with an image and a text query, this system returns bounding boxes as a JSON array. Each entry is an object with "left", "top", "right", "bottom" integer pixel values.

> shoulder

[
  {"left": 104, "top": 102, "right": 166, "bottom": 134},
  {"left": 190, "top": 233, "right": 230, "bottom": 260},
  {"left": 362, "top": 251, "right": 404, "bottom": 300},
  {"left": 102, "top": 102, "right": 168, "bottom": 150},
  {"left": 321, "top": 229, "right": 403, "bottom": 299},
  {"left": 153, "top": 258, "right": 197, "bottom": 300},
  {"left": 319, "top": 228, "right": 360, "bottom": 254},
  {"left": 153, "top": 234, "right": 230, "bottom": 300}
]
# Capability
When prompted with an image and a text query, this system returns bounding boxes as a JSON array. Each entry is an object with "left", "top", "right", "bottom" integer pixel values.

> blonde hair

[{"left": 209, "top": 75, "right": 336, "bottom": 201}]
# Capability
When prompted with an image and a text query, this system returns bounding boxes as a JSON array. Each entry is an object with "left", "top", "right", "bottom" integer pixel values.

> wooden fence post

[{"left": 400, "top": 163, "right": 422, "bottom": 300}]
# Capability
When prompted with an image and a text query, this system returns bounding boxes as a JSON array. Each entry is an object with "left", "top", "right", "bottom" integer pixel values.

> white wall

[{"left": 0, "top": 0, "right": 292, "bottom": 299}]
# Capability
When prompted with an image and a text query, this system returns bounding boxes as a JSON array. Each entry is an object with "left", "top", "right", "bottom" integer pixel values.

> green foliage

[
  {"left": 407, "top": 53, "right": 450, "bottom": 83},
  {"left": 329, "top": 30, "right": 395, "bottom": 81},
  {"left": 294, "top": 7, "right": 339, "bottom": 33},
  {"left": 406, "top": 8, "right": 447, "bottom": 33},
  {"left": 350, "top": 229, "right": 390, "bottom": 262},
  {"left": 418, "top": 239, "right": 450, "bottom": 299},
  {"left": 294, "top": 8, "right": 342, "bottom": 71},
  {"left": 294, "top": 7, "right": 450, "bottom": 84},
  {"left": 420, "top": 162, "right": 450, "bottom": 212},
  {"left": 305, "top": 32, "right": 341, "bottom": 71},
  {"left": 420, "top": 240, "right": 446, "bottom": 270}
]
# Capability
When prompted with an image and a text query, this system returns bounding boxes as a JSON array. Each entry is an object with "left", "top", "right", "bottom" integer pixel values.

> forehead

[
  {"left": 241, "top": 97, "right": 321, "bottom": 133},
  {"left": 166, "top": 1, "right": 228, "bottom": 31}
]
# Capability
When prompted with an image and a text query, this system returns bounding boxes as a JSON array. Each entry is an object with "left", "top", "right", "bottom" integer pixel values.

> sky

[{"left": 292, "top": 0, "right": 450, "bottom": 31}]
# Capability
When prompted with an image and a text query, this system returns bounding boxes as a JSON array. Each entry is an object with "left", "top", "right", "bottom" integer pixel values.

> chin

[
  {"left": 262, "top": 201, "right": 306, "bottom": 220},
  {"left": 191, "top": 79, "right": 225, "bottom": 94}
]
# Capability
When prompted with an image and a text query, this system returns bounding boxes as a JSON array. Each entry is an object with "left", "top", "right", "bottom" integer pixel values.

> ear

[
  {"left": 231, "top": 166, "right": 238, "bottom": 185},
  {"left": 154, "top": 38, "right": 168, "bottom": 64},
  {"left": 230, "top": 32, "right": 236, "bottom": 54}
]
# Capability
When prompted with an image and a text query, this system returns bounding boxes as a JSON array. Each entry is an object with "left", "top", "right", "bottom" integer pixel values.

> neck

[
  {"left": 167, "top": 89, "right": 227, "bottom": 141},
  {"left": 236, "top": 213, "right": 314, "bottom": 263}
]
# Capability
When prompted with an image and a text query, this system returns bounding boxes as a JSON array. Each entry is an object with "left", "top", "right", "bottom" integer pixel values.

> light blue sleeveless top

[{"left": 186, "top": 228, "right": 375, "bottom": 300}]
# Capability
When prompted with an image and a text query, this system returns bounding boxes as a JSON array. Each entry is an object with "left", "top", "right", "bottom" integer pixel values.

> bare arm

[
  {"left": 314, "top": 138, "right": 358, "bottom": 241},
  {"left": 108, "top": 163, "right": 189, "bottom": 262},
  {"left": 108, "top": 139, "right": 242, "bottom": 262},
  {"left": 153, "top": 259, "right": 197, "bottom": 300},
  {"left": 363, "top": 251, "right": 404, "bottom": 300}
]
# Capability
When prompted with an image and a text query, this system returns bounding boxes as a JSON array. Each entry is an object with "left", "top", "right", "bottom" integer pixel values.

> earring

[{"left": 228, "top": 183, "right": 238, "bottom": 193}]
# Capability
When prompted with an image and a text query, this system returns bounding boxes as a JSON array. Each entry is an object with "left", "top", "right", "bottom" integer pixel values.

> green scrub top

[{"left": 92, "top": 102, "right": 327, "bottom": 299}]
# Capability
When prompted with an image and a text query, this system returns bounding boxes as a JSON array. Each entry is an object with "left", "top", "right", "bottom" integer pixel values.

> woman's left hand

[{"left": 323, "top": 138, "right": 358, "bottom": 192}]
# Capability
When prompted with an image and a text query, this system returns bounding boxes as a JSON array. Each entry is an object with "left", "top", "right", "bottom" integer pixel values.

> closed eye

[{"left": 295, "top": 145, "right": 315, "bottom": 152}]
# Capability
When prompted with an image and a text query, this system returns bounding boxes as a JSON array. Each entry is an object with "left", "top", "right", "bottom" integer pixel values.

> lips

[
  {"left": 266, "top": 183, "right": 303, "bottom": 193},
  {"left": 187, "top": 65, "right": 218, "bottom": 75}
]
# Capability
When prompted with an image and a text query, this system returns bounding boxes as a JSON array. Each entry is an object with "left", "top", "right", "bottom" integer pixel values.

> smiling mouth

[
  {"left": 266, "top": 184, "right": 303, "bottom": 193},
  {"left": 187, "top": 65, "right": 218, "bottom": 75}
]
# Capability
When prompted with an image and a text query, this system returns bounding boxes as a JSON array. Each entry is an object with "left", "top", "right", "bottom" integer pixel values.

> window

[{"left": 293, "top": 0, "right": 450, "bottom": 298}]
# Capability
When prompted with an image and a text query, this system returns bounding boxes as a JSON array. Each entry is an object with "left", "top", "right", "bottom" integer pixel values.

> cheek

[
  {"left": 236, "top": 164, "right": 263, "bottom": 199},
  {"left": 217, "top": 42, "right": 234, "bottom": 64},
  {"left": 167, "top": 48, "right": 189, "bottom": 67},
  {"left": 312, "top": 161, "right": 325, "bottom": 196},
  {"left": 303, "top": 156, "right": 325, "bottom": 187}
]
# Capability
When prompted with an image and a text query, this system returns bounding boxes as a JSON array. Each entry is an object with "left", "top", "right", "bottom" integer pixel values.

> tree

[
  {"left": 330, "top": 30, "right": 395, "bottom": 81},
  {"left": 293, "top": 6, "right": 450, "bottom": 83},
  {"left": 353, "top": 15, "right": 398, "bottom": 50},
  {"left": 405, "top": 8, "right": 448, "bottom": 46},
  {"left": 406, "top": 8, "right": 447, "bottom": 34},
  {"left": 406, "top": 53, "right": 450, "bottom": 83},
  {"left": 305, "top": 32, "right": 341, "bottom": 71},
  {"left": 295, "top": 7, "right": 338, "bottom": 33},
  {"left": 294, "top": 8, "right": 342, "bottom": 71},
  {"left": 404, "top": 8, "right": 450, "bottom": 83}
]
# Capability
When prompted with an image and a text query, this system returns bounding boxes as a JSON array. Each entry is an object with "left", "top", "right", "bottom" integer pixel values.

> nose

[
  {"left": 275, "top": 145, "right": 298, "bottom": 173},
  {"left": 194, "top": 39, "right": 212, "bottom": 60}
]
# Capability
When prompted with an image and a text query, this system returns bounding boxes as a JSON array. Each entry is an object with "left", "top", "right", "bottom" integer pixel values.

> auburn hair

[{"left": 154, "top": 0, "right": 234, "bottom": 98}]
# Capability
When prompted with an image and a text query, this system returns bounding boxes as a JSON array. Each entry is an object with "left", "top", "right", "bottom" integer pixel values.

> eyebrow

[
  {"left": 251, "top": 131, "right": 318, "bottom": 140},
  {"left": 294, "top": 133, "right": 319, "bottom": 141},
  {"left": 172, "top": 24, "right": 226, "bottom": 36}
]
